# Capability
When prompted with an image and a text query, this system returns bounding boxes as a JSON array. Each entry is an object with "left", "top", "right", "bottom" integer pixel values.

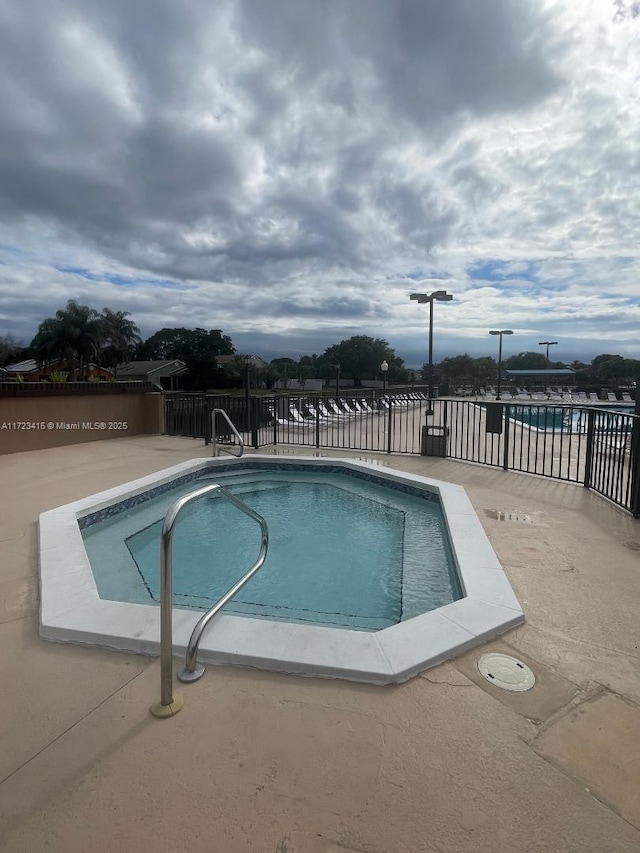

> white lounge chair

[
  {"left": 305, "top": 403, "right": 332, "bottom": 421},
  {"left": 326, "top": 399, "right": 350, "bottom": 417},
  {"left": 269, "top": 406, "right": 294, "bottom": 426},
  {"left": 289, "top": 404, "right": 311, "bottom": 423},
  {"left": 318, "top": 401, "right": 345, "bottom": 419},
  {"left": 339, "top": 399, "right": 358, "bottom": 414}
]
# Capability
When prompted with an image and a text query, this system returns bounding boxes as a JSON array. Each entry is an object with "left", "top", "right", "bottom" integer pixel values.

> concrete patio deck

[{"left": 1, "top": 436, "right": 639, "bottom": 852}]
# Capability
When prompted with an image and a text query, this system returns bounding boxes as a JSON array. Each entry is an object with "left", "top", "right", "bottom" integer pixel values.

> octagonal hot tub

[{"left": 39, "top": 456, "right": 524, "bottom": 684}]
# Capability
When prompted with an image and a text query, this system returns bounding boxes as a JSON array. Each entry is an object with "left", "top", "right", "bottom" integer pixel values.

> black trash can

[
  {"left": 485, "top": 402, "right": 504, "bottom": 435},
  {"left": 420, "top": 424, "right": 448, "bottom": 457}
]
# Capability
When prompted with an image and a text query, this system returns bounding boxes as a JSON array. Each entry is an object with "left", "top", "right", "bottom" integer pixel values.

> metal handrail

[
  {"left": 211, "top": 408, "right": 244, "bottom": 457},
  {"left": 150, "top": 483, "right": 269, "bottom": 718}
]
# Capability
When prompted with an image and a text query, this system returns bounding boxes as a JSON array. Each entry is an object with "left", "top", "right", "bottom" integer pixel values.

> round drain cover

[{"left": 477, "top": 653, "right": 535, "bottom": 692}]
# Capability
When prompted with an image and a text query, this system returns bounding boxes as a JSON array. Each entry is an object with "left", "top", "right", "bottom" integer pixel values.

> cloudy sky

[{"left": 1, "top": 0, "right": 639, "bottom": 367}]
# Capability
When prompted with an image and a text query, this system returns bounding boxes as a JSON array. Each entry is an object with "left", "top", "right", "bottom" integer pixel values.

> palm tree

[
  {"left": 31, "top": 300, "right": 104, "bottom": 379},
  {"left": 100, "top": 308, "right": 142, "bottom": 376}
]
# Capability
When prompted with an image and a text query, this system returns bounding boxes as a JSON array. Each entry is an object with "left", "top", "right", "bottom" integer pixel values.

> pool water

[
  {"left": 509, "top": 405, "right": 634, "bottom": 433},
  {"left": 82, "top": 469, "right": 461, "bottom": 631}
]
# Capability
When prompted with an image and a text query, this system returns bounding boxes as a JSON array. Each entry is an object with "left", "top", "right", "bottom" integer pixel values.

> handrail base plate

[
  {"left": 177, "top": 663, "right": 205, "bottom": 683},
  {"left": 150, "top": 694, "right": 184, "bottom": 718}
]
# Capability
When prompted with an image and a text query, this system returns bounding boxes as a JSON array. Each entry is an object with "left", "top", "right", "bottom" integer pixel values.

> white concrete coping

[{"left": 39, "top": 455, "right": 524, "bottom": 684}]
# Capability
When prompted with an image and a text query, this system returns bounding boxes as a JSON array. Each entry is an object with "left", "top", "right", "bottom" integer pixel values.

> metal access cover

[{"left": 477, "top": 653, "right": 536, "bottom": 692}]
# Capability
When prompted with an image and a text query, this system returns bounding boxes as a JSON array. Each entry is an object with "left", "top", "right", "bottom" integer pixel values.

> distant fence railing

[
  {"left": 163, "top": 393, "right": 640, "bottom": 517},
  {"left": 0, "top": 381, "right": 157, "bottom": 397}
]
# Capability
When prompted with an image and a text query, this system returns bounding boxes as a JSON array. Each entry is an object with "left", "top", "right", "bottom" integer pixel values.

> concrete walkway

[{"left": 1, "top": 436, "right": 639, "bottom": 852}]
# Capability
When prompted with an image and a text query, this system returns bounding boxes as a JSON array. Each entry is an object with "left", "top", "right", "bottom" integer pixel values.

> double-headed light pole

[
  {"left": 409, "top": 290, "right": 453, "bottom": 415},
  {"left": 489, "top": 330, "right": 513, "bottom": 401},
  {"left": 538, "top": 340, "right": 558, "bottom": 367}
]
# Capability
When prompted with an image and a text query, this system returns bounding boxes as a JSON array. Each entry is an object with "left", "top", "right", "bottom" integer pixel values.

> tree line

[
  {"left": 0, "top": 300, "right": 638, "bottom": 390},
  {"left": 437, "top": 352, "right": 640, "bottom": 389}
]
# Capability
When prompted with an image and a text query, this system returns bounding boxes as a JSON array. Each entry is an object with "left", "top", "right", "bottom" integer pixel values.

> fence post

[
  {"left": 387, "top": 397, "right": 393, "bottom": 454},
  {"left": 583, "top": 408, "right": 596, "bottom": 489},
  {"left": 273, "top": 396, "right": 278, "bottom": 447},
  {"left": 442, "top": 400, "right": 449, "bottom": 457},
  {"left": 204, "top": 395, "right": 212, "bottom": 445},
  {"left": 163, "top": 394, "right": 172, "bottom": 436},
  {"left": 251, "top": 397, "right": 259, "bottom": 449},
  {"left": 630, "top": 401, "right": 640, "bottom": 517},
  {"left": 315, "top": 395, "right": 321, "bottom": 449},
  {"left": 502, "top": 404, "right": 510, "bottom": 471}
]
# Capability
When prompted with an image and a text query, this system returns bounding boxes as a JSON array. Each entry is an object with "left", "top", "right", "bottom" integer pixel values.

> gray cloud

[{"left": 0, "top": 0, "right": 638, "bottom": 364}]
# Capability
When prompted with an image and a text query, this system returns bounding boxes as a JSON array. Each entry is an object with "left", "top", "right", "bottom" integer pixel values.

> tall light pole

[
  {"left": 244, "top": 355, "right": 251, "bottom": 404},
  {"left": 410, "top": 290, "right": 453, "bottom": 415},
  {"left": 378, "top": 360, "right": 388, "bottom": 413},
  {"left": 244, "top": 355, "right": 251, "bottom": 435},
  {"left": 489, "top": 330, "right": 514, "bottom": 401},
  {"left": 538, "top": 340, "right": 558, "bottom": 367}
]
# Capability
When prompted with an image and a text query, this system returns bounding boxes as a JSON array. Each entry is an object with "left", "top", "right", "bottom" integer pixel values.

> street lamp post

[
  {"left": 335, "top": 363, "right": 341, "bottom": 398},
  {"left": 244, "top": 356, "right": 251, "bottom": 403},
  {"left": 244, "top": 355, "right": 251, "bottom": 435},
  {"left": 377, "top": 360, "right": 388, "bottom": 413},
  {"left": 489, "top": 330, "right": 514, "bottom": 400},
  {"left": 410, "top": 290, "right": 453, "bottom": 416},
  {"left": 538, "top": 340, "right": 558, "bottom": 367},
  {"left": 381, "top": 359, "right": 388, "bottom": 394}
]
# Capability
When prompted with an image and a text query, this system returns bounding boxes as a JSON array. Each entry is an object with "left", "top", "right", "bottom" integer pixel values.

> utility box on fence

[
  {"left": 420, "top": 424, "right": 448, "bottom": 457},
  {"left": 485, "top": 402, "right": 504, "bottom": 435}
]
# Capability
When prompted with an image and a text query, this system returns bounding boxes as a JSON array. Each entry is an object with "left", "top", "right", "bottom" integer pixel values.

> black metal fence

[
  {"left": 163, "top": 393, "right": 639, "bottom": 517},
  {"left": 447, "top": 401, "right": 638, "bottom": 516}
]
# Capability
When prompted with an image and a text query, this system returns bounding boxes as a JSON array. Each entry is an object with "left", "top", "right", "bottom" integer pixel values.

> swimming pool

[
  {"left": 39, "top": 456, "right": 524, "bottom": 684},
  {"left": 509, "top": 404, "right": 634, "bottom": 433},
  {"left": 81, "top": 468, "right": 461, "bottom": 631}
]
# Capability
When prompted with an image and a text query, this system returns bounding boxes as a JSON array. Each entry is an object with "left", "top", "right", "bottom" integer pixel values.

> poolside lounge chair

[
  {"left": 289, "top": 404, "right": 311, "bottom": 423},
  {"left": 588, "top": 392, "right": 599, "bottom": 402},
  {"left": 607, "top": 392, "right": 618, "bottom": 403},
  {"left": 621, "top": 392, "right": 633, "bottom": 403},
  {"left": 327, "top": 399, "right": 351, "bottom": 417},
  {"left": 304, "top": 403, "right": 331, "bottom": 421},
  {"left": 339, "top": 399, "right": 358, "bottom": 414},
  {"left": 269, "top": 406, "right": 295, "bottom": 426},
  {"left": 318, "top": 401, "right": 347, "bottom": 419}
]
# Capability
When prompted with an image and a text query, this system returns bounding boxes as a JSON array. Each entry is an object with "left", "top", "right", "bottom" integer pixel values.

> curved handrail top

[
  {"left": 162, "top": 482, "right": 266, "bottom": 539},
  {"left": 211, "top": 407, "right": 244, "bottom": 457}
]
